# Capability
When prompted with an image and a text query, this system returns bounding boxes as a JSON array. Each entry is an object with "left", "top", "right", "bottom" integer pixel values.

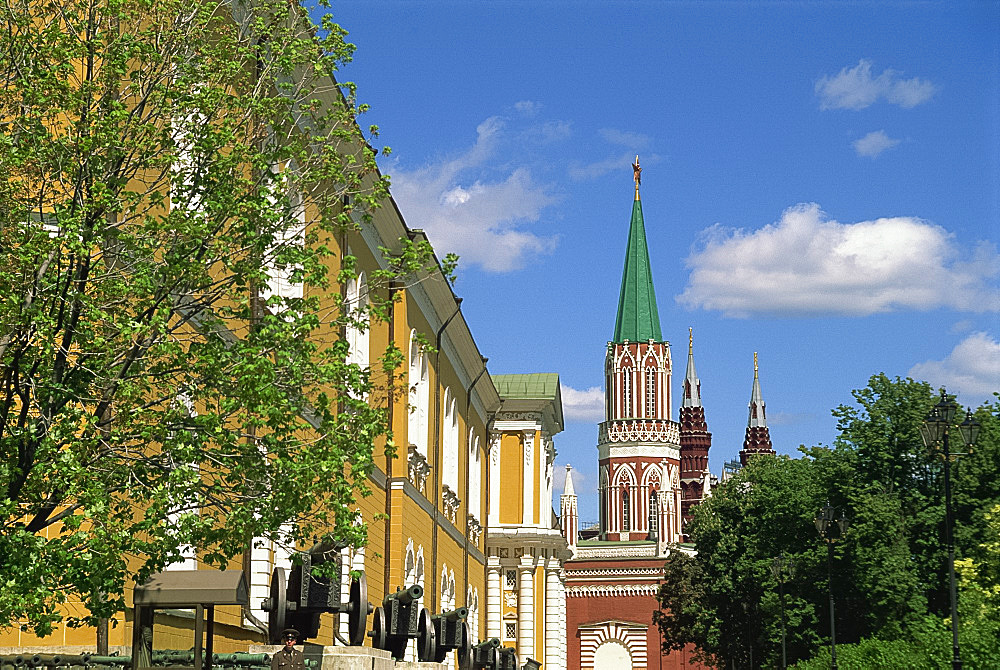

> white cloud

[
  {"left": 909, "top": 332, "right": 1000, "bottom": 406},
  {"left": 853, "top": 130, "right": 901, "bottom": 157},
  {"left": 678, "top": 203, "right": 1000, "bottom": 317},
  {"left": 390, "top": 115, "right": 560, "bottom": 272},
  {"left": 816, "top": 59, "right": 936, "bottom": 110},
  {"left": 561, "top": 385, "right": 605, "bottom": 422}
]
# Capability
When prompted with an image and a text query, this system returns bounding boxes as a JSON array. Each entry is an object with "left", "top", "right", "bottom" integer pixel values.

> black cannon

[
  {"left": 466, "top": 638, "right": 499, "bottom": 670},
  {"left": 498, "top": 646, "right": 519, "bottom": 670},
  {"left": 426, "top": 607, "right": 471, "bottom": 664},
  {"left": 261, "top": 543, "right": 372, "bottom": 646},
  {"left": 367, "top": 585, "right": 433, "bottom": 661}
]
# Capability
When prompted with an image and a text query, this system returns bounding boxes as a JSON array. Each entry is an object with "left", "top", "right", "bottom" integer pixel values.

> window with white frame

[
  {"left": 408, "top": 331, "right": 429, "bottom": 456},
  {"left": 345, "top": 270, "right": 369, "bottom": 370},
  {"left": 468, "top": 430, "right": 481, "bottom": 520},
  {"left": 263, "top": 167, "right": 306, "bottom": 307},
  {"left": 442, "top": 387, "right": 459, "bottom": 492}
]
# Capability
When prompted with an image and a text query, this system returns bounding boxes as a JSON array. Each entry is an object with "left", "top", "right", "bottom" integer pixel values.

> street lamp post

[
  {"left": 920, "top": 390, "right": 980, "bottom": 670},
  {"left": 771, "top": 553, "right": 795, "bottom": 669},
  {"left": 814, "top": 503, "right": 847, "bottom": 670}
]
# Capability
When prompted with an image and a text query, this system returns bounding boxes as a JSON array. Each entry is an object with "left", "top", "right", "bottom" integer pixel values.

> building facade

[{"left": 485, "top": 374, "right": 570, "bottom": 670}]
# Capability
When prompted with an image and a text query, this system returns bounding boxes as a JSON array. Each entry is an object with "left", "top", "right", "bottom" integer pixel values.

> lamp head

[{"left": 958, "top": 409, "right": 981, "bottom": 449}]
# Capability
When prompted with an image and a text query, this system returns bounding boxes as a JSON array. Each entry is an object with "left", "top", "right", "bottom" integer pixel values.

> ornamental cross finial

[
  {"left": 754, "top": 352, "right": 758, "bottom": 376},
  {"left": 689, "top": 327, "right": 693, "bottom": 354},
  {"left": 632, "top": 156, "right": 641, "bottom": 200}
]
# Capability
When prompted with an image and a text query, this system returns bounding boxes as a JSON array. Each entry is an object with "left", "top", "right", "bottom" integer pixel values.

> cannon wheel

[
  {"left": 346, "top": 574, "right": 370, "bottom": 646},
  {"left": 456, "top": 622, "right": 472, "bottom": 670},
  {"left": 415, "top": 607, "right": 436, "bottom": 662},
  {"left": 368, "top": 606, "right": 387, "bottom": 652},
  {"left": 266, "top": 567, "right": 287, "bottom": 644}
]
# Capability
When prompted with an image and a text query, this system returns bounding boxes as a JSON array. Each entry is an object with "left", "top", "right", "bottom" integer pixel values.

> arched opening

[
  {"left": 621, "top": 367, "right": 633, "bottom": 418},
  {"left": 645, "top": 366, "right": 657, "bottom": 417},
  {"left": 593, "top": 640, "right": 631, "bottom": 670},
  {"left": 648, "top": 490, "right": 658, "bottom": 541},
  {"left": 621, "top": 485, "right": 630, "bottom": 532}
]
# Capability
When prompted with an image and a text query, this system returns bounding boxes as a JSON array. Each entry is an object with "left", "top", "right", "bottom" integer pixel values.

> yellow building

[
  {"left": 486, "top": 374, "right": 570, "bottom": 670},
  {"left": 2, "top": 0, "right": 575, "bottom": 665}
]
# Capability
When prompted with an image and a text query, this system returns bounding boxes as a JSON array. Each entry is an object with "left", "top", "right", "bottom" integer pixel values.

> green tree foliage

[
  {"left": 0, "top": 0, "right": 435, "bottom": 634},
  {"left": 655, "top": 375, "right": 1000, "bottom": 668}
]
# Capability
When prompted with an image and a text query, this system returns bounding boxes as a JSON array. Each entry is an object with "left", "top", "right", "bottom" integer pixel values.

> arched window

[
  {"left": 408, "top": 332, "right": 429, "bottom": 456},
  {"left": 645, "top": 366, "right": 657, "bottom": 418},
  {"left": 648, "top": 490, "right": 659, "bottom": 541},
  {"left": 468, "top": 430, "right": 481, "bottom": 520},
  {"left": 345, "top": 272, "right": 369, "bottom": 370},
  {"left": 621, "top": 486, "right": 631, "bottom": 532},
  {"left": 442, "top": 388, "right": 459, "bottom": 492},
  {"left": 621, "top": 367, "right": 633, "bottom": 418}
]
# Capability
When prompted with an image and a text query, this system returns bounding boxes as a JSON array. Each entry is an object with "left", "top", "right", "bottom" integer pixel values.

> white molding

[{"left": 598, "top": 443, "right": 680, "bottom": 461}]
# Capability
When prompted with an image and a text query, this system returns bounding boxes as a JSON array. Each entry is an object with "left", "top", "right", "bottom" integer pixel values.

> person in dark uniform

[{"left": 271, "top": 629, "right": 305, "bottom": 670}]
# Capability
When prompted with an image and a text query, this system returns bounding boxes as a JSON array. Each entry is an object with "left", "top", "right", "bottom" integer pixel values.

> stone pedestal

[
  {"left": 249, "top": 645, "right": 394, "bottom": 670},
  {"left": 394, "top": 663, "right": 448, "bottom": 669}
]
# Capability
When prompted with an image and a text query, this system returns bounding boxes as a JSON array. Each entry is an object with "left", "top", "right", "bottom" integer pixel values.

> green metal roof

[
  {"left": 613, "top": 198, "right": 663, "bottom": 343},
  {"left": 492, "top": 373, "right": 561, "bottom": 400}
]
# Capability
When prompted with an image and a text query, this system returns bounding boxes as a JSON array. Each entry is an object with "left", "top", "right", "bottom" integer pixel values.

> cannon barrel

[
  {"left": 432, "top": 607, "right": 468, "bottom": 623},
  {"left": 50, "top": 655, "right": 91, "bottom": 666},
  {"left": 152, "top": 651, "right": 194, "bottom": 664},
  {"left": 474, "top": 638, "right": 500, "bottom": 650},
  {"left": 211, "top": 654, "right": 270, "bottom": 666},
  {"left": 385, "top": 584, "right": 422, "bottom": 606},
  {"left": 83, "top": 656, "right": 130, "bottom": 666},
  {"left": 27, "top": 654, "right": 91, "bottom": 666}
]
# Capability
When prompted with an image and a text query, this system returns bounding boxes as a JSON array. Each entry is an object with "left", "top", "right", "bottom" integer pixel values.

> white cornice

[{"left": 597, "top": 443, "right": 681, "bottom": 461}]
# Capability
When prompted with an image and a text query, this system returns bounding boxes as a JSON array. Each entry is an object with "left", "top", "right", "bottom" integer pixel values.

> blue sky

[{"left": 321, "top": 1, "right": 999, "bottom": 522}]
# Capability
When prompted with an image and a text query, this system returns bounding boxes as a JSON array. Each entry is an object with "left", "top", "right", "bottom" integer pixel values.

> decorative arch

[
  {"left": 641, "top": 462, "right": 661, "bottom": 489},
  {"left": 612, "top": 463, "right": 636, "bottom": 487},
  {"left": 579, "top": 622, "right": 647, "bottom": 670}
]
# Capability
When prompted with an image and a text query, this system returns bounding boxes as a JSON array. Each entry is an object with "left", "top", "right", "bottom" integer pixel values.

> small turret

[
  {"left": 739, "top": 352, "right": 775, "bottom": 465},
  {"left": 560, "top": 464, "right": 578, "bottom": 556},
  {"left": 679, "top": 328, "right": 712, "bottom": 532}
]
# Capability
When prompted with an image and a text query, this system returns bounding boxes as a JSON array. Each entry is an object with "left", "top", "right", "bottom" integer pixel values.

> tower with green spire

[{"left": 597, "top": 158, "right": 681, "bottom": 547}]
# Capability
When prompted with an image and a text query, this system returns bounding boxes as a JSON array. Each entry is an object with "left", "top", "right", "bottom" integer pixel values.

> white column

[
  {"left": 517, "top": 556, "right": 535, "bottom": 659},
  {"left": 544, "top": 564, "right": 560, "bottom": 668},
  {"left": 486, "top": 556, "right": 502, "bottom": 640},
  {"left": 522, "top": 431, "right": 535, "bottom": 526},
  {"left": 560, "top": 571, "right": 568, "bottom": 670}
]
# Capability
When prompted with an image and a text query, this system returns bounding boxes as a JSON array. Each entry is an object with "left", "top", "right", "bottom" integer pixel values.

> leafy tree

[
  {"left": 655, "top": 375, "right": 1000, "bottom": 668},
  {"left": 0, "top": 0, "right": 439, "bottom": 635}
]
